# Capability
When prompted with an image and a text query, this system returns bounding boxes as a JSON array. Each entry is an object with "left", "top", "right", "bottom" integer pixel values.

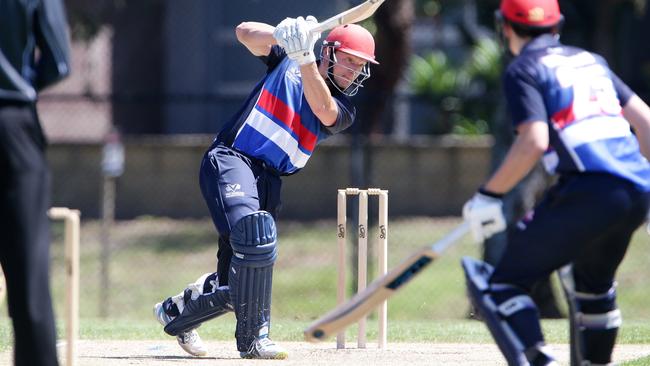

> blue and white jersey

[
  {"left": 504, "top": 34, "right": 650, "bottom": 191},
  {"left": 215, "top": 46, "right": 355, "bottom": 175}
]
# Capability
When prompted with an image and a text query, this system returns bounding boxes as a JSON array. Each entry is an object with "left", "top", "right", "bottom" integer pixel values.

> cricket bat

[
  {"left": 310, "top": 0, "right": 387, "bottom": 33},
  {"left": 304, "top": 221, "right": 470, "bottom": 342}
]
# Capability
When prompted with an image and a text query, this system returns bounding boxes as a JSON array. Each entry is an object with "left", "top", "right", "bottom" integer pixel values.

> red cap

[
  {"left": 325, "top": 24, "right": 379, "bottom": 64},
  {"left": 500, "top": 0, "right": 562, "bottom": 27}
]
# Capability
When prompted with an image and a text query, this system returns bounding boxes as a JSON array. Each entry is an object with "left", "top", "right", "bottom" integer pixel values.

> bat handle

[{"left": 309, "top": 23, "right": 330, "bottom": 34}]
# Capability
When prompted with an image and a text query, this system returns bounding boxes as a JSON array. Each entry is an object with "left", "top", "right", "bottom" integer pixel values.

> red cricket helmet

[
  {"left": 324, "top": 24, "right": 379, "bottom": 65},
  {"left": 499, "top": 0, "right": 563, "bottom": 28}
]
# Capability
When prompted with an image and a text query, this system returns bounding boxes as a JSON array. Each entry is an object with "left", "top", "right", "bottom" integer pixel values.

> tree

[
  {"left": 64, "top": 0, "right": 116, "bottom": 41},
  {"left": 356, "top": 0, "right": 415, "bottom": 136}
]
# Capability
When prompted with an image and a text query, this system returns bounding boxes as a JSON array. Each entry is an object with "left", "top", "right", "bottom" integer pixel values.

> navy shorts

[
  {"left": 491, "top": 173, "right": 650, "bottom": 294},
  {"left": 199, "top": 144, "right": 282, "bottom": 283}
]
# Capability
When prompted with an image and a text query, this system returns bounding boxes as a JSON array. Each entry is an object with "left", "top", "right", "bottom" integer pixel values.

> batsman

[
  {"left": 152, "top": 16, "right": 378, "bottom": 359},
  {"left": 461, "top": 0, "right": 650, "bottom": 365}
]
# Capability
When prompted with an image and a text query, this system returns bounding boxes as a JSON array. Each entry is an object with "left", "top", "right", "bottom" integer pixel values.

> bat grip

[{"left": 309, "top": 22, "right": 332, "bottom": 34}]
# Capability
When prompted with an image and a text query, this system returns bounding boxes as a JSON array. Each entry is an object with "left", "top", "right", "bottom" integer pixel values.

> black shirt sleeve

[
  {"left": 503, "top": 64, "right": 548, "bottom": 128},
  {"left": 259, "top": 45, "right": 287, "bottom": 71},
  {"left": 323, "top": 94, "right": 356, "bottom": 135},
  {"left": 33, "top": 0, "right": 71, "bottom": 90}
]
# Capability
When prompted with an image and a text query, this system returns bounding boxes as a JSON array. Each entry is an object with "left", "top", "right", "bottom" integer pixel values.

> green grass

[
  {"left": 2, "top": 317, "right": 650, "bottom": 351},
  {"left": 36, "top": 217, "right": 650, "bottom": 322},
  {"left": 624, "top": 356, "right": 650, "bottom": 366},
  {"left": 1, "top": 217, "right": 649, "bottom": 357}
]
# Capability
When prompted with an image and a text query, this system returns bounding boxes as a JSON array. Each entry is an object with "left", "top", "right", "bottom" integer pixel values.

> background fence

[{"left": 45, "top": 214, "right": 650, "bottom": 325}]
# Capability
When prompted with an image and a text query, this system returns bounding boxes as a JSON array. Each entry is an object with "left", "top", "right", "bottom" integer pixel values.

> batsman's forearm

[
  {"left": 636, "top": 126, "right": 650, "bottom": 161},
  {"left": 483, "top": 121, "right": 547, "bottom": 194},
  {"left": 623, "top": 95, "right": 650, "bottom": 160},
  {"left": 300, "top": 63, "right": 338, "bottom": 126},
  {"left": 483, "top": 146, "right": 541, "bottom": 194}
]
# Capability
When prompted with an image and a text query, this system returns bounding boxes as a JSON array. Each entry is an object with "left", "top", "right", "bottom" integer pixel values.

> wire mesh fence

[{"left": 43, "top": 215, "right": 650, "bottom": 326}]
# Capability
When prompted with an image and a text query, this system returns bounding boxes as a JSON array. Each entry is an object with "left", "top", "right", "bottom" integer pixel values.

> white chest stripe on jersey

[
  {"left": 559, "top": 116, "right": 632, "bottom": 149},
  {"left": 243, "top": 107, "right": 311, "bottom": 169}
]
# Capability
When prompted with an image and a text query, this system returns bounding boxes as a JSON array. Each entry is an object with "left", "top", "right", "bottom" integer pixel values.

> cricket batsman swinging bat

[
  {"left": 304, "top": 222, "right": 470, "bottom": 342},
  {"left": 310, "top": 0, "right": 387, "bottom": 33}
]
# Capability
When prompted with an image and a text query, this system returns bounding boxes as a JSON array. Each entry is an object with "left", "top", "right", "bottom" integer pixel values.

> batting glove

[
  {"left": 463, "top": 189, "right": 506, "bottom": 243},
  {"left": 283, "top": 16, "right": 321, "bottom": 66},
  {"left": 273, "top": 17, "right": 294, "bottom": 50}
]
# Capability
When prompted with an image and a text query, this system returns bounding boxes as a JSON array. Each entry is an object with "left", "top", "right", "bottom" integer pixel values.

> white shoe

[
  {"left": 154, "top": 302, "right": 208, "bottom": 357},
  {"left": 176, "top": 329, "right": 207, "bottom": 357},
  {"left": 240, "top": 336, "right": 287, "bottom": 359}
]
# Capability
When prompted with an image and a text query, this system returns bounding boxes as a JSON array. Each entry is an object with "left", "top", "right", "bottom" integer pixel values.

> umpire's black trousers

[{"left": 0, "top": 101, "right": 59, "bottom": 366}]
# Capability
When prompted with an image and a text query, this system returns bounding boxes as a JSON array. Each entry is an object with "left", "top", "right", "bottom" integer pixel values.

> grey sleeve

[{"left": 33, "top": 0, "right": 71, "bottom": 90}]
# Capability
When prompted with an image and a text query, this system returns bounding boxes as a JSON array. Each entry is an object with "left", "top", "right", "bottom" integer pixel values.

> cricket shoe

[
  {"left": 240, "top": 336, "right": 288, "bottom": 359},
  {"left": 154, "top": 302, "right": 207, "bottom": 357}
]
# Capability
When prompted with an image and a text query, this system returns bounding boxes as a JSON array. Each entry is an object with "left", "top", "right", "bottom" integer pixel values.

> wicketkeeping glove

[
  {"left": 462, "top": 190, "right": 506, "bottom": 243},
  {"left": 280, "top": 16, "right": 321, "bottom": 66}
]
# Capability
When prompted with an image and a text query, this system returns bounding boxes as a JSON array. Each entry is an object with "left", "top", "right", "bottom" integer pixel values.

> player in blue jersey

[
  {"left": 461, "top": 0, "right": 650, "bottom": 365},
  {"left": 152, "top": 17, "right": 378, "bottom": 359}
]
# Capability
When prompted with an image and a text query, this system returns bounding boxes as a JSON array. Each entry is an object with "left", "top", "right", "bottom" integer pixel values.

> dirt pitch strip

[{"left": 2, "top": 341, "right": 649, "bottom": 365}]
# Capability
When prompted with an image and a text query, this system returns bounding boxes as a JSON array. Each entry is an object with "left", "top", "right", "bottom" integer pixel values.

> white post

[
  {"left": 48, "top": 207, "right": 80, "bottom": 366},
  {"left": 357, "top": 190, "right": 368, "bottom": 349},
  {"left": 336, "top": 190, "right": 347, "bottom": 349},
  {"left": 377, "top": 190, "right": 388, "bottom": 349}
]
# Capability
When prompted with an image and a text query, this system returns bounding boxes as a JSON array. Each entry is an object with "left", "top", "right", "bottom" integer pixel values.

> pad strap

[
  {"left": 577, "top": 309, "right": 622, "bottom": 330},
  {"left": 164, "top": 287, "right": 233, "bottom": 336},
  {"left": 462, "top": 257, "right": 543, "bottom": 365},
  {"left": 559, "top": 264, "right": 621, "bottom": 365}
]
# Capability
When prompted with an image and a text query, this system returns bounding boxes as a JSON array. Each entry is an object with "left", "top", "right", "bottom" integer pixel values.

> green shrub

[{"left": 409, "top": 37, "right": 501, "bottom": 135}]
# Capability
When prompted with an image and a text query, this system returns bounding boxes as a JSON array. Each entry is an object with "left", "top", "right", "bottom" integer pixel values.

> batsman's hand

[
  {"left": 276, "top": 16, "right": 320, "bottom": 66},
  {"left": 273, "top": 17, "right": 294, "bottom": 50},
  {"left": 463, "top": 190, "right": 506, "bottom": 243}
]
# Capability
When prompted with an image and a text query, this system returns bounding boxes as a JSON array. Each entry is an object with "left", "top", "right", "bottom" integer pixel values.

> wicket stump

[
  {"left": 48, "top": 207, "right": 80, "bottom": 366},
  {"left": 337, "top": 188, "right": 388, "bottom": 349}
]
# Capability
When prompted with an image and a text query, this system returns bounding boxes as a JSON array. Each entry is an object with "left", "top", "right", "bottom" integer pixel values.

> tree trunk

[{"left": 357, "top": 0, "right": 415, "bottom": 136}]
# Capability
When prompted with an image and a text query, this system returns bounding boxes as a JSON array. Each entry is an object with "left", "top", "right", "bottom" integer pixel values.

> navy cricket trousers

[
  {"left": 491, "top": 173, "right": 650, "bottom": 294},
  {"left": 0, "top": 102, "right": 59, "bottom": 366},
  {"left": 199, "top": 144, "right": 282, "bottom": 285}
]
